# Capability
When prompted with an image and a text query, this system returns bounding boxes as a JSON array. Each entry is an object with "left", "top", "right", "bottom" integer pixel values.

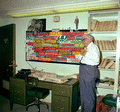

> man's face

[{"left": 82, "top": 35, "right": 91, "bottom": 47}]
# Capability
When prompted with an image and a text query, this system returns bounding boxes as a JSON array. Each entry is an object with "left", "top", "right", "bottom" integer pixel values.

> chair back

[{"left": 25, "top": 77, "right": 39, "bottom": 97}]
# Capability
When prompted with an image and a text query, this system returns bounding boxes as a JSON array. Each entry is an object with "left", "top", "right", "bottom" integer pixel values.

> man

[{"left": 77, "top": 34, "right": 100, "bottom": 112}]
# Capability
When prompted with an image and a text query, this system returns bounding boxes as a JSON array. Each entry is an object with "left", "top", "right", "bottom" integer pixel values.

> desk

[{"left": 10, "top": 77, "right": 79, "bottom": 112}]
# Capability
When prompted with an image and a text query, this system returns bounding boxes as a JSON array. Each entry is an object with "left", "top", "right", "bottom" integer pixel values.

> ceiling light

[{"left": 7, "top": 4, "right": 119, "bottom": 18}]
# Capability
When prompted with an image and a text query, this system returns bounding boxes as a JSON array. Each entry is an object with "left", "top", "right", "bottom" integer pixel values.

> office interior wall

[
  {"left": 0, "top": 12, "right": 88, "bottom": 102},
  {"left": 0, "top": 12, "right": 88, "bottom": 75}
]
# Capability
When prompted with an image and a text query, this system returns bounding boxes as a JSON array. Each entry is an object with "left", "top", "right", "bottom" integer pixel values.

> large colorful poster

[{"left": 26, "top": 30, "right": 87, "bottom": 64}]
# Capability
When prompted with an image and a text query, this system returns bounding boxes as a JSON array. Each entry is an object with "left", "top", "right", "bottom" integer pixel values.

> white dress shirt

[{"left": 76, "top": 42, "right": 100, "bottom": 65}]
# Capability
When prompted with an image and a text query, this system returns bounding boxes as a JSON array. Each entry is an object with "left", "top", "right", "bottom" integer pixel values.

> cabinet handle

[
  {"left": 58, "top": 91, "right": 65, "bottom": 94},
  {"left": 57, "top": 99, "right": 65, "bottom": 102},
  {"left": 57, "top": 107, "right": 64, "bottom": 110}
]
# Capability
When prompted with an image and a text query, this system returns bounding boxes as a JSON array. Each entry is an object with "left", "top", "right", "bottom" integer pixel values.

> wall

[{"left": 0, "top": 12, "right": 88, "bottom": 102}]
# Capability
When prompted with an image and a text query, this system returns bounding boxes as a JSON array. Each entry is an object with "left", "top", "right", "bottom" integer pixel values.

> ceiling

[{"left": 0, "top": 0, "right": 119, "bottom": 18}]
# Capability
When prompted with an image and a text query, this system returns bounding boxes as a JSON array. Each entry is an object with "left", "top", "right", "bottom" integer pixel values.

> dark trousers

[{"left": 79, "top": 64, "right": 98, "bottom": 112}]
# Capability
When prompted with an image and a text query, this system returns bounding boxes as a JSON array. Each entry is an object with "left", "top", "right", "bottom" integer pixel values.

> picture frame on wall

[
  {"left": 25, "top": 30, "right": 87, "bottom": 65},
  {"left": 27, "top": 19, "right": 46, "bottom": 35},
  {"left": 53, "top": 16, "right": 60, "bottom": 22}
]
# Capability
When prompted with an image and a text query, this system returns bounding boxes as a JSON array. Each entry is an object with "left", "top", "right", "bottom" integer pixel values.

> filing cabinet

[
  {"left": 52, "top": 79, "right": 79, "bottom": 112},
  {"left": 10, "top": 77, "right": 35, "bottom": 109},
  {"left": 52, "top": 95, "right": 69, "bottom": 112}
]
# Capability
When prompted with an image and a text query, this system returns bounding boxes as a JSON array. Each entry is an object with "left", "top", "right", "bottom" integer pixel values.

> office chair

[
  {"left": 26, "top": 77, "right": 50, "bottom": 112},
  {"left": 102, "top": 94, "right": 117, "bottom": 112}
]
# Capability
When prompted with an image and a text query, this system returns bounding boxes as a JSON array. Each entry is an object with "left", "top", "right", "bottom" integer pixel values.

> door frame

[{"left": 0, "top": 24, "right": 16, "bottom": 98}]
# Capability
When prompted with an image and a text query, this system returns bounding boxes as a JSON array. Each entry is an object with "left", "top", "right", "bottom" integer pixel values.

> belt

[
  {"left": 80, "top": 63, "right": 97, "bottom": 67},
  {"left": 80, "top": 63, "right": 87, "bottom": 65}
]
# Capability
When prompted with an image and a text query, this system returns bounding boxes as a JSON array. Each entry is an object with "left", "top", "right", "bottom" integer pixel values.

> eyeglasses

[{"left": 82, "top": 38, "right": 88, "bottom": 41}]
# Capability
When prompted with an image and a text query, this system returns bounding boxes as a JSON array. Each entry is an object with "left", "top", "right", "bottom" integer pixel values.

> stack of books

[
  {"left": 99, "top": 58, "right": 115, "bottom": 69},
  {"left": 88, "top": 19, "right": 118, "bottom": 32},
  {"left": 94, "top": 39, "right": 116, "bottom": 50}
]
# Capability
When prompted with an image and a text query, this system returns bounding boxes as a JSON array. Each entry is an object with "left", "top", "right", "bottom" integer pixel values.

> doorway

[{"left": 0, "top": 24, "right": 16, "bottom": 98}]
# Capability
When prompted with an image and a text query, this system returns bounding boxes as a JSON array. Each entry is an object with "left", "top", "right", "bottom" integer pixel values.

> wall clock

[{"left": 53, "top": 16, "right": 60, "bottom": 22}]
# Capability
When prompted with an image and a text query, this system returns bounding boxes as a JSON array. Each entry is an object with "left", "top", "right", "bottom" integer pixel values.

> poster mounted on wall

[
  {"left": 27, "top": 19, "right": 46, "bottom": 35},
  {"left": 25, "top": 30, "right": 87, "bottom": 65}
]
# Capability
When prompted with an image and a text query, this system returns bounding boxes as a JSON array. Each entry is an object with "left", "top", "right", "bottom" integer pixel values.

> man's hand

[{"left": 80, "top": 50, "right": 87, "bottom": 56}]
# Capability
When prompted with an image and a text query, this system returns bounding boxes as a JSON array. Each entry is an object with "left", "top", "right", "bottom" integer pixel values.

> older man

[{"left": 77, "top": 34, "right": 100, "bottom": 112}]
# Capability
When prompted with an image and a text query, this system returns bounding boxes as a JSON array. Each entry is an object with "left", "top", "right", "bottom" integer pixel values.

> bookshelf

[{"left": 88, "top": 10, "right": 120, "bottom": 95}]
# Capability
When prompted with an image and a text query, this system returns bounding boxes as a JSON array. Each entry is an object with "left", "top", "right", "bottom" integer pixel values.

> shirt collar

[{"left": 87, "top": 42, "right": 93, "bottom": 49}]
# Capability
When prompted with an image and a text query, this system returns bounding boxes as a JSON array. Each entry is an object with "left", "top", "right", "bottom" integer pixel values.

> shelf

[
  {"left": 101, "top": 50, "right": 116, "bottom": 53},
  {"left": 89, "top": 10, "right": 120, "bottom": 95},
  {"left": 96, "top": 84, "right": 114, "bottom": 90},
  {"left": 98, "top": 68, "right": 115, "bottom": 71},
  {"left": 96, "top": 85, "right": 120, "bottom": 90},
  {"left": 98, "top": 68, "right": 120, "bottom": 71},
  {"left": 89, "top": 31, "right": 117, "bottom": 35},
  {"left": 90, "top": 10, "right": 119, "bottom": 15}
]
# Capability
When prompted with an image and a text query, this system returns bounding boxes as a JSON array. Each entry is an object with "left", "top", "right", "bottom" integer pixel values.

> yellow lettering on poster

[
  {"left": 50, "top": 44, "right": 58, "bottom": 47},
  {"left": 50, "top": 32, "right": 62, "bottom": 36},
  {"left": 45, "top": 40, "right": 56, "bottom": 43}
]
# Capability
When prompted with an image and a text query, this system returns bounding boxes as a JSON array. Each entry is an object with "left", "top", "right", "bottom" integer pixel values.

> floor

[
  {"left": 0, "top": 95, "right": 81, "bottom": 112},
  {"left": 0, "top": 94, "right": 51, "bottom": 112}
]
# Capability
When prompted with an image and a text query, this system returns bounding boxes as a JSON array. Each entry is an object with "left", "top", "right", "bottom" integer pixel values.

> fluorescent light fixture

[
  {"left": 8, "top": 10, "right": 55, "bottom": 18},
  {"left": 57, "top": 4, "right": 119, "bottom": 13},
  {"left": 7, "top": 4, "right": 119, "bottom": 18}
]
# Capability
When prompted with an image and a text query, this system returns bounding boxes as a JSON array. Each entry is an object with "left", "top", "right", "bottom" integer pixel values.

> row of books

[
  {"left": 94, "top": 39, "right": 117, "bottom": 50},
  {"left": 88, "top": 19, "right": 118, "bottom": 32},
  {"left": 99, "top": 58, "right": 116, "bottom": 69}
]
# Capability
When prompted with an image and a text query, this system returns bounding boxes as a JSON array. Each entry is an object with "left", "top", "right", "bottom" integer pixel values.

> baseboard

[{"left": 40, "top": 99, "right": 51, "bottom": 103}]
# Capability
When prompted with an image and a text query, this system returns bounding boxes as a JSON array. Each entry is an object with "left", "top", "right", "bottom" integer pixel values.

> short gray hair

[{"left": 82, "top": 34, "right": 95, "bottom": 42}]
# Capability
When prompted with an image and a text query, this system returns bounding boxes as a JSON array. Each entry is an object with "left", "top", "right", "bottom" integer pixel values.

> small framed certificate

[{"left": 53, "top": 16, "right": 60, "bottom": 22}]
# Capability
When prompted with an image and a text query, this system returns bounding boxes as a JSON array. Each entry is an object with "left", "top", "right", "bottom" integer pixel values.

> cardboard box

[{"left": 96, "top": 95, "right": 104, "bottom": 112}]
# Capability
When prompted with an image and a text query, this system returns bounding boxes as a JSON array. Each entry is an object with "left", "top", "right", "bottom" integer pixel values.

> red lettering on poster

[
  {"left": 27, "top": 33, "right": 33, "bottom": 35},
  {"left": 76, "top": 32, "right": 84, "bottom": 36},
  {"left": 43, "top": 37, "right": 54, "bottom": 40},
  {"left": 62, "top": 43, "right": 74, "bottom": 46},
  {"left": 33, "top": 47, "right": 43, "bottom": 50},
  {"left": 27, "top": 42, "right": 33, "bottom": 45},
  {"left": 37, "top": 54, "right": 46, "bottom": 57},
  {"left": 45, "top": 47, "right": 56, "bottom": 50},
  {"left": 51, "top": 58, "right": 59, "bottom": 61},
  {"left": 46, "top": 51, "right": 58, "bottom": 54},
  {"left": 67, "top": 36, "right": 75, "bottom": 40},
  {"left": 64, "top": 55, "right": 75, "bottom": 58},
  {"left": 38, "top": 32, "right": 49, "bottom": 35},
  {"left": 29, "top": 56, "right": 38, "bottom": 60}
]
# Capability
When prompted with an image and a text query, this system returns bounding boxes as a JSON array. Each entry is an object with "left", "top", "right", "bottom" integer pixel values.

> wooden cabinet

[
  {"left": 10, "top": 77, "right": 35, "bottom": 109},
  {"left": 88, "top": 10, "right": 120, "bottom": 95}
]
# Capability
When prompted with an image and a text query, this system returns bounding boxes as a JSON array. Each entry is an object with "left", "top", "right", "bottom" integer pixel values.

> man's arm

[{"left": 80, "top": 50, "right": 87, "bottom": 56}]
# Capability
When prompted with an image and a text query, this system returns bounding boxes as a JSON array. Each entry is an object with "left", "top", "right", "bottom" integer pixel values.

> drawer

[
  {"left": 11, "top": 95, "right": 24, "bottom": 105},
  {"left": 52, "top": 95, "right": 69, "bottom": 112},
  {"left": 10, "top": 78, "right": 25, "bottom": 89},
  {"left": 10, "top": 89, "right": 25, "bottom": 105},
  {"left": 37, "top": 82, "right": 51, "bottom": 89},
  {"left": 52, "top": 85, "right": 71, "bottom": 96},
  {"left": 10, "top": 88, "right": 24, "bottom": 96}
]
